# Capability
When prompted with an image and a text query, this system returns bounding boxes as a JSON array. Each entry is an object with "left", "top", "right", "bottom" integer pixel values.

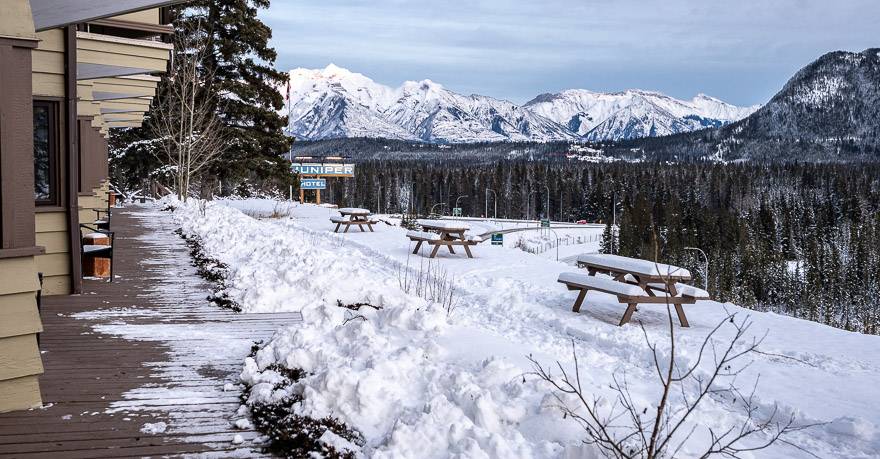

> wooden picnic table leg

[
  {"left": 429, "top": 243, "right": 441, "bottom": 258},
  {"left": 358, "top": 224, "right": 365, "bottom": 232},
  {"left": 368, "top": 223, "right": 374, "bottom": 232},
  {"left": 587, "top": 267, "right": 597, "bottom": 276},
  {"left": 463, "top": 243, "right": 473, "bottom": 258},
  {"left": 412, "top": 241, "right": 423, "bottom": 254},
  {"left": 572, "top": 289, "right": 588, "bottom": 313},
  {"left": 344, "top": 223, "right": 351, "bottom": 233},
  {"left": 334, "top": 223, "right": 341, "bottom": 233},
  {"left": 673, "top": 304, "right": 690, "bottom": 327},
  {"left": 619, "top": 303, "right": 638, "bottom": 326}
]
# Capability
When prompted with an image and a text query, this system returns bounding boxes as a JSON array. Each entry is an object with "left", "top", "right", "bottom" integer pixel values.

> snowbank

[{"left": 170, "top": 198, "right": 880, "bottom": 458}]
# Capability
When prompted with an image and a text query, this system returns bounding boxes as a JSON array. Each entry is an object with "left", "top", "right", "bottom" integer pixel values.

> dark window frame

[{"left": 33, "top": 99, "right": 60, "bottom": 207}]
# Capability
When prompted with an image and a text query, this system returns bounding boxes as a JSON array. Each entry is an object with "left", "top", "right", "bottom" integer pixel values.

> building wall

[
  {"left": 0, "top": 0, "right": 45, "bottom": 412},
  {"left": 31, "top": 28, "right": 74, "bottom": 295}
]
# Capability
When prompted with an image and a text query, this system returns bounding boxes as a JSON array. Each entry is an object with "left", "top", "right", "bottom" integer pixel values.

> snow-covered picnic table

[
  {"left": 559, "top": 253, "right": 708, "bottom": 326},
  {"left": 331, "top": 208, "right": 378, "bottom": 233},
  {"left": 409, "top": 219, "right": 482, "bottom": 258}
]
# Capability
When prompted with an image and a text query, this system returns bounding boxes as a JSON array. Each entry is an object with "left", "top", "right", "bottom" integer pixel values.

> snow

[
  {"left": 557, "top": 272, "right": 649, "bottom": 297},
  {"left": 577, "top": 253, "right": 692, "bottom": 278},
  {"left": 172, "top": 198, "right": 880, "bottom": 458},
  {"left": 416, "top": 219, "right": 471, "bottom": 230},
  {"left": 406, "top": 230, "right": 441, "bottom": 241},
  {"left": 284, "top": 65, "right": 756, "bottom": 144},
  {"left": 339, "top": 207, "right": 371, "bottom": 215},
  {"left": 141, "top": 421, "right": 168, "bottom": 434}
]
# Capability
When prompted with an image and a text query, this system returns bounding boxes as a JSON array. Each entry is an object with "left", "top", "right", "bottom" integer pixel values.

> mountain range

[
  {"left": 607, "top": 48, "right": 880, "bottom": 161},
  {"left": 283, "top": 65, "right": 758, "bottom": 144}
]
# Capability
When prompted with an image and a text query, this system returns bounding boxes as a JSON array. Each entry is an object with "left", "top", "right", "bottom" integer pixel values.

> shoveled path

[{"left": 0, "top": 205, "right": 302, "bottom": 458}]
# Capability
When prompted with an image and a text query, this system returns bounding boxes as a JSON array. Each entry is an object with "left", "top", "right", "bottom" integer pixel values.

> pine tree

[{"left": 173, "top": 0, "right": 292, "bottom": 192}]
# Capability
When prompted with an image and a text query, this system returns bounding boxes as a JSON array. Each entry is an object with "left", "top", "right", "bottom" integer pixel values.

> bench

[
  {"left": 407, "top": 229, "right": 480, "bottom": 257},
  {"left": 558, "top": 272, "right": 697, "bottom": 326},
  {"left": 331, "top": 215, "right": 378, "bottom": 233}
]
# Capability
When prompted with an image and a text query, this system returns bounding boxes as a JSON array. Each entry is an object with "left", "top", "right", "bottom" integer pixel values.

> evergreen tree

[{"left": 174, "top": 0, "right": 292, "bottom": 191}]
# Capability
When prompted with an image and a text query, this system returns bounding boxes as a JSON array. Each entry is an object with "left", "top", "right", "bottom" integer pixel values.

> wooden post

[{"left": 316, "top": 189, "right": 321, "bottom": 204}]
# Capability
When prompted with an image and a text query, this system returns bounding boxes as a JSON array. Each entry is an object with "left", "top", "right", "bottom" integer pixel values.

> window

[{"left": 33, "top": 101, "right": 59, "bottom": 205}]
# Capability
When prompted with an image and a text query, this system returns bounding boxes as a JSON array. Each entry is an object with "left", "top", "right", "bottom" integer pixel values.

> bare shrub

[{"left": 399, "top": 256, "right": 459, "bottom": 316}]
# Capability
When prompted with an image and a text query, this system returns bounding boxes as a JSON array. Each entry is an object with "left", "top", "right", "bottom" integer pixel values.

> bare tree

[
  {"left": 151, "top": 21, "right": 225, "bottom": 201},
  {"left": 530, "top": 235, "right": 813, "bottom": 458}
]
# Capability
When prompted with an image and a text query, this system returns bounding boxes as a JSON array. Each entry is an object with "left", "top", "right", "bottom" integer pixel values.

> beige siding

[
  {"left": 32, "top": 29, "right": 65, "bottom": 98},
  {"left": 35, "top": 230, "right": 69, "bottom": 254},
  {"left": 0, "top": 334, "right": 43, "bottom": 381},
  {"left": 0, "top": 376, "right": 42, "bottom": 414},
  {"left": 0, "top": 293, "right": 42, "bottom": 339},
  {"left": 35, "top": 210, "right": 71, "bottom": 295},
  {"left": 0, "top": 257, "right": 41, "bottom": 296}
]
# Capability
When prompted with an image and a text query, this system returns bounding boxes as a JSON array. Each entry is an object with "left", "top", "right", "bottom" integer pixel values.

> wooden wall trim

[
  {"left": 64, "top": 26, "right": 82, "bottom": 293},
  {"left": 0, "top": 36, "right": 39, "bottom": 251}
]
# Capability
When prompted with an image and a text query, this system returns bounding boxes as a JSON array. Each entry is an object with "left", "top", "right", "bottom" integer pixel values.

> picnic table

[
  {"left": 407, "top": 219, "right": 483, "bottom": 258},
  {"left": 331, "top": 208, "right": 378, "bottom": 233},
  {"left": 557, "top": 254, "right": 709, "bottom": 327}
]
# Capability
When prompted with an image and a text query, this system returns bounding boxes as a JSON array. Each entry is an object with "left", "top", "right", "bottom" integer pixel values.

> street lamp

[
  {"left": 684, "top": 247, "right": 709, "bottom": 291},
  {"left": 455, "top": 195, "right": 468, "bottom": 215},
  {"left": 526, "top": 190, "right": 539, "bottom": 220},
  {"left": 376, "top": 185, "right": 382, "bottom": 214},
  {"left": 485, "top": 188, "right": 497, "bottom": 219},
  {"left": 430, "top": 203, "right": 446, "bottom": 217},
  {"left": 543, "top": 184, "right": 551, "bottom": 221}
]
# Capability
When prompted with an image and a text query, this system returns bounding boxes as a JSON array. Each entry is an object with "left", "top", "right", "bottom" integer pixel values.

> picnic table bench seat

[
  {"left": 408, "top": 222, "right": 480, "bottom": 258},
  {"left": 558, "top": 272, "right": 698, "bottom": 327},
  {"left": 331, "top": 209, "right": 378, "bottom": 233}
]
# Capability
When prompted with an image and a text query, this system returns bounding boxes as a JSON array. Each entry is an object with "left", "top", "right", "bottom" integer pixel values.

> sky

[{"left": 259, "top": 0, "right": 879, "bottom": 106}]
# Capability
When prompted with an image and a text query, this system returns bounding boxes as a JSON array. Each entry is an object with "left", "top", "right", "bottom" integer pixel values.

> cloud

[{"left": 261, "top": 0, "right": 878, "bottom": 105}]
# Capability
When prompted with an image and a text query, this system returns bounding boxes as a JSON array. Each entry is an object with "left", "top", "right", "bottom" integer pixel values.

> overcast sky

[{"left": 260, "top": 0, "right": 878, "bottom": 106}]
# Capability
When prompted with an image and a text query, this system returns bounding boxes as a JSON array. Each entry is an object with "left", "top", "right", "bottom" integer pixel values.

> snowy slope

[
  {"left": 283, "top": 65, "right": 756, "bottom": 143},
  {"left": 524, "top": 89, "right": 759, "bottom": 141},
  {"left": 173, "top": 198, "right": 880, "bottom": 459}
]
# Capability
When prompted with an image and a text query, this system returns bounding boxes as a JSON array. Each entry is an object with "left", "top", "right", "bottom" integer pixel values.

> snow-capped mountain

[
  {"left": 286, "top": 65, "right": 577, "bottom": 143},
  {"left": 284, "top": 65, "right": 757, "bottom": 143},
  {"left": 524, "top": 90, "right": 759, "bottom": 141}
]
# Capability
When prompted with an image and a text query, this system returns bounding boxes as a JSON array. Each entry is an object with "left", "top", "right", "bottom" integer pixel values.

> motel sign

[
  {"left": 300, "top": 178, "right": 326, "bottom": 190},
  {"left": 292, "top": 163, "right": 355, "bottom": 177}
]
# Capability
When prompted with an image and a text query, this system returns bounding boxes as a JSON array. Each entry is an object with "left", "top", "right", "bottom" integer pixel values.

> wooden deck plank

[{"left": 0, "top": 206, "right": 297, "bottom": 457}]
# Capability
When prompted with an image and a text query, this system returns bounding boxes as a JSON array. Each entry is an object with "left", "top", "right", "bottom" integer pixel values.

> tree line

[{"left": 321, "top": 159, "right": 880, "bottom": 334}]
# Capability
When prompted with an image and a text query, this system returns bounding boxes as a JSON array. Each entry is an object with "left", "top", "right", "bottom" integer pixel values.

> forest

[{"left": 318, "top": 159, "right": 880, "bottom": 335}]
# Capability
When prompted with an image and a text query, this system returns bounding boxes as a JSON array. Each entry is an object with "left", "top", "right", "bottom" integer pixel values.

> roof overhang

[
  {"left": 31, "top": 0, "right": 187, "bottom": 32},
  {"left": 76, "top": 31, "right": 172, "bottom": 80}
]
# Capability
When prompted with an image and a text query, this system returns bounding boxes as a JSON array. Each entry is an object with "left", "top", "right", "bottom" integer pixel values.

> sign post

[{"left": 292, "top": 160, "right": 355, "bottom": 205}]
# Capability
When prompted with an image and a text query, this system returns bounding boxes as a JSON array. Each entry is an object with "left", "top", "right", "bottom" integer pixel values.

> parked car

[{"left": 576, "top": 220, "right": 588, "bottom": 224}]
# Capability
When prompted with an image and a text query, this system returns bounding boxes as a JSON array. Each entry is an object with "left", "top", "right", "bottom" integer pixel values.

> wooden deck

[{"left": 0, "top": 206, "right": 302, "bottom": 458}]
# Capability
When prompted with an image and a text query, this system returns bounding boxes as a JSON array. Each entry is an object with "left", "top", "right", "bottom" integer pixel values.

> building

[{"left": 0, "top": 0, "right": 183, "bottom": 413}]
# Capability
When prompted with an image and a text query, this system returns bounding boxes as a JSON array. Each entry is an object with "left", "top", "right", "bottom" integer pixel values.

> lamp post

[
  {"left": 544, "top": 184, "right": 550, "bottom": 221},
  {"left": 455, "top": 195, "right": 468, "bottom": 215},
  {"left": 527, "top": 190, "right": 539, "bottom": 220},
  {"left": 684, "top": 247, "right": 709, "bottom": 291},
  {"left": 430, "top": 202, "right": 446, "bottom": 217},
  {"left": 485, "top": 188, "right": 497, "bottom": 219},
  {"left": 376, "top": 185, "right": 382, "bottom": 214}
]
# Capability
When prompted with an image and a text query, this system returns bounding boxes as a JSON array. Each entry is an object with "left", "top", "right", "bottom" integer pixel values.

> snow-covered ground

[{"left": 172, "top": 198, "right": 880, "bottom": 458}]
